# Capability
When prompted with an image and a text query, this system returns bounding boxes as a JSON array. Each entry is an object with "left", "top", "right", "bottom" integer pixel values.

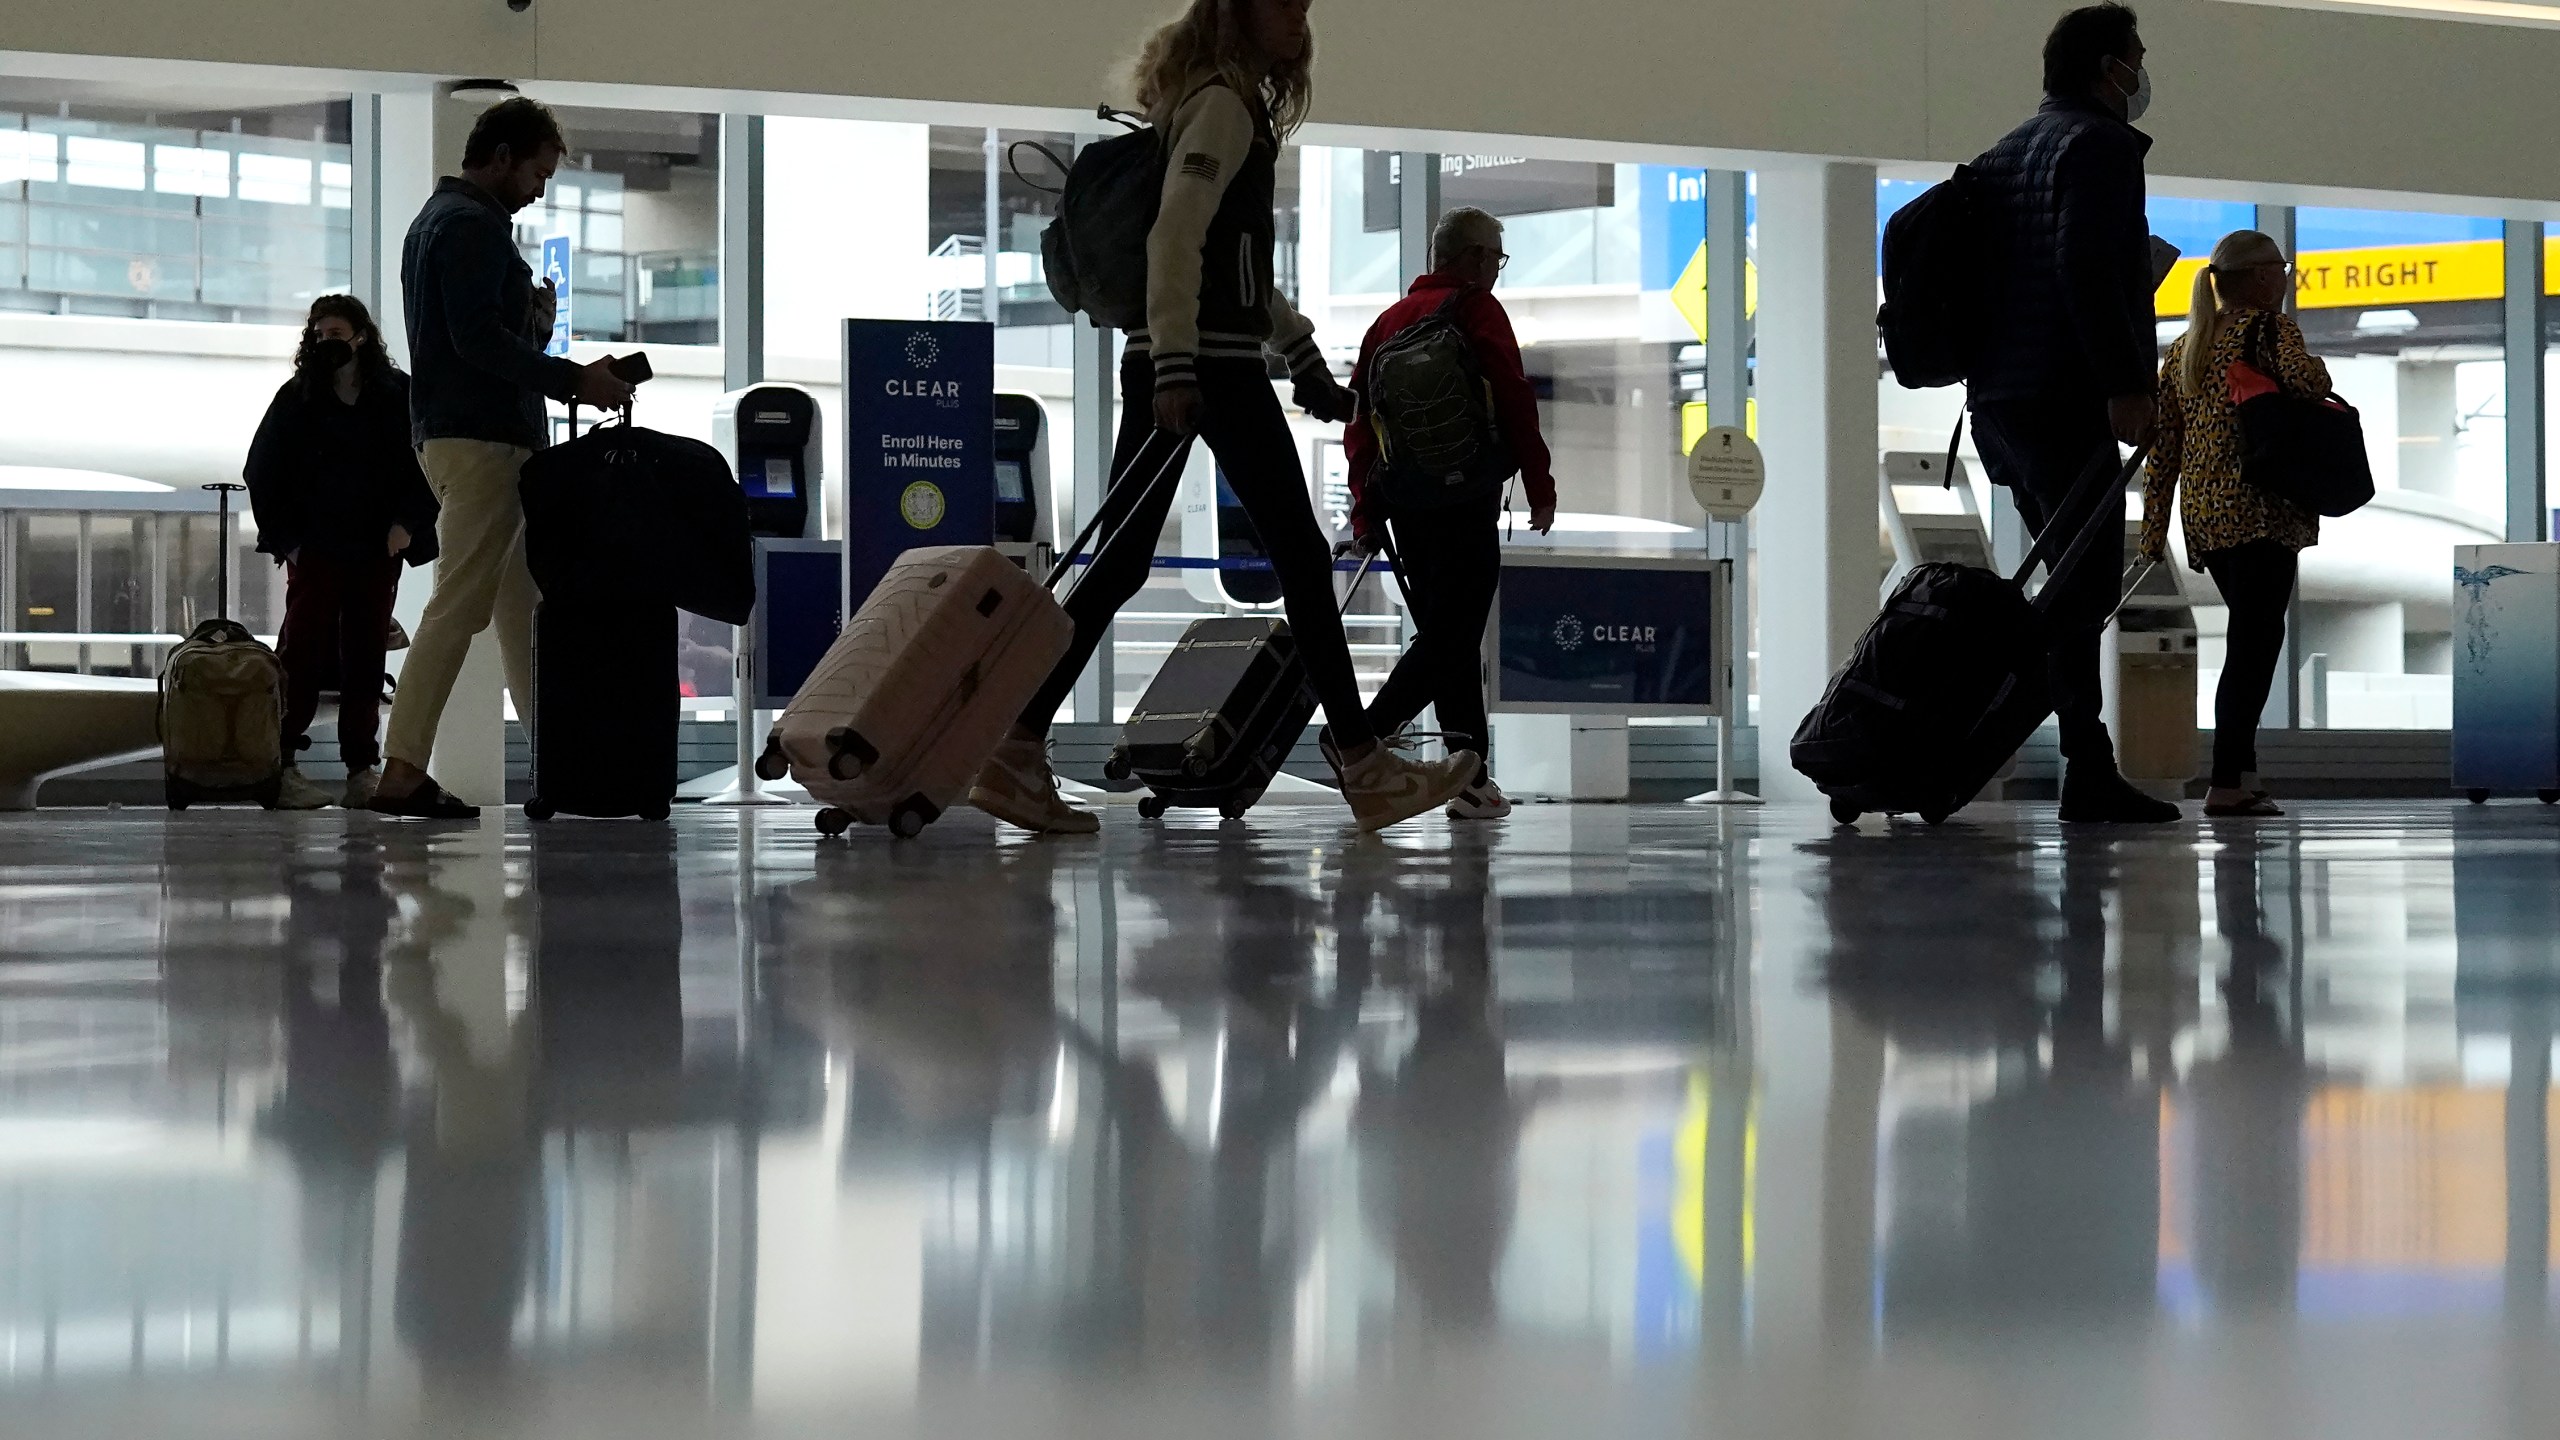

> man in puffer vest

[{"left": 1968, "top": 2, "right": 2182, "bottom": 824}]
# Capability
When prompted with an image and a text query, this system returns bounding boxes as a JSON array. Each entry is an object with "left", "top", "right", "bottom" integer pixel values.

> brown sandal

[{"left": 2204, "top": 791, "right": 2283, "bottom": 818}]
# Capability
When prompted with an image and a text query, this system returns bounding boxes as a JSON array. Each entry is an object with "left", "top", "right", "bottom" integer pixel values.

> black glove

[{"left": 1293, "top": 370, "right": 1356, "bottom": 424}]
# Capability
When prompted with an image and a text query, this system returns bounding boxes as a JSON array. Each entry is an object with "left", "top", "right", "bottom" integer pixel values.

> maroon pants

[{"left": 278, "top": 553, "right": 404, "bottom": 772}]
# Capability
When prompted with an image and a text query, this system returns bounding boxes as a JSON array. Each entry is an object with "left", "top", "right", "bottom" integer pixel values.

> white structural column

[
  {"left": 1752, "top": 162, "right": 1878, "bottom": 803},
  {"left": 379, "top": 89, "right": 510, "bottom": 805},
  {"left": 721, "top": 115, "right": 766, "bottom": 392},
  {"left": 2507, "top": 219, "right": 2546, "bottom": 544}
]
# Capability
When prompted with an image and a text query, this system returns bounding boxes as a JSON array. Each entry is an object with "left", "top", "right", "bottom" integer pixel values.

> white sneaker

[
  {"left": 273, "top": 767, "right": 334, "bottom": 811},
  {"left": 343, "top": 768, "right": 380, "bottom": 810},
  {"left": 1447, "top": 777, "right": 1512, "bottom": 820}
]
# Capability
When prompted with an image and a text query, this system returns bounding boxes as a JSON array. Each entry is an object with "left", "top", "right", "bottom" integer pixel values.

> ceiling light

[
  {"left": 446, "top": 79, "right": 522, "bottom": 105},
  {"left": 2356, "top": 308, "right": 2422, "bottom": 336},
  {"left": 2220, "top": 0, "right": 2560, "bottom": 27}
]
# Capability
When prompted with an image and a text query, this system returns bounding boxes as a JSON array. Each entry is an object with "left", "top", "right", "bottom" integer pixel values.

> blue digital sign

[
  {"left": 756, "top": 542, "right": 845, "bottom": 708},
  {"left": 1494, "top": 559, "right": 1719, "bottom": 713}
]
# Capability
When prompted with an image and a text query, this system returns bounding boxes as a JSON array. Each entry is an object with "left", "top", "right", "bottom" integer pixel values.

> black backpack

[
  {"left": 1035, "top": 109, "right": 1162, "bottom": 331},
  {"left": 1877, "top": 165, "right": 1981, "bottom": 390},
  {"left": 1363, "top": 288, "right": 1515, "bottom": 511}
]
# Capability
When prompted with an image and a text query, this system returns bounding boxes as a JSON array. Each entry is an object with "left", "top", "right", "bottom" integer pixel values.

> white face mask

[{"left": 2112, "top": 58, "right": 2152, "bottom": 123}]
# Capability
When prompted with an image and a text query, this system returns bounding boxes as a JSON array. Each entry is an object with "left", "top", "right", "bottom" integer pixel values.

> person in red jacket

[{"left": 1342, "top": 206, "right": 1557, "bottom": 820}]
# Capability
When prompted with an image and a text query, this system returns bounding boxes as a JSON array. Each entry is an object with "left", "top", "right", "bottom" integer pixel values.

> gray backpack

[{"left": 1364, "top": 288, "right": 1514, "bottom": 511}]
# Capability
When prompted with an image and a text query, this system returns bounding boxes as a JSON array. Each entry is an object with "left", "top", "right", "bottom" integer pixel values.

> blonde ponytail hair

[
  {"left": 2177, "top": 229, "right": 2286, "bottom": 400},
  {"left": 1131, "top": 0, "right": 1315, "bottom": 138}
]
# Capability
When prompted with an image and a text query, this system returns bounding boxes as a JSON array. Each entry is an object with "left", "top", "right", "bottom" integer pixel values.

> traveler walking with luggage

[
  {"left": 1968, "top": 3, "right": 2181, "bottom": 823},
  {"left": 245, "top": 295, "right": 441, "bottom": 810},
  {"left": 369, "top": 98, "right": 636, "bottom": 819},
  {"left": 970, "top": 0, "right": 1480, "bottom": 834},
  {"left": 2141, "top": 231, "right": 2325, "bottom": 818},
  {"left": 1340, "top": 207, "right": 1556, "bottom": 821}
]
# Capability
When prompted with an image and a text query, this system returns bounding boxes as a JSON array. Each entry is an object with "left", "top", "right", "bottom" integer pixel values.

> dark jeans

[
  {"left": 1970, "top": 397, "right": 2124, "bottom": 766},
  {"left": 1019, "top": 352, "right": 1374, "bottom": 748},
  {"left": 2201, "top": 540, "right": 2297, "bottom": 789},
  {"left": 278, "top": 552, "right": 403, "bottom": 771},
  {"left": 1367, "top": 493, "right": 1503, "bottom": 779}
]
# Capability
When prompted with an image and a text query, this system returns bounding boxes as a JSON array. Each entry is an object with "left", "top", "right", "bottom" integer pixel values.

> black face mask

[{"left": 308, "top": 338, "right": 357, "bottom": 374}]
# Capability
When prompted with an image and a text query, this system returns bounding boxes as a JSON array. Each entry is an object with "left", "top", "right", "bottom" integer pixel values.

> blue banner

[{"left": 843, "top": 319, "right": 994, "bottom": 607}]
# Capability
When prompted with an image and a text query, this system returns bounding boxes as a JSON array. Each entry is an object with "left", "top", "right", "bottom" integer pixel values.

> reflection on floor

[{"left": 3, "top": 801, "right": 2560, "bottom": 1438}]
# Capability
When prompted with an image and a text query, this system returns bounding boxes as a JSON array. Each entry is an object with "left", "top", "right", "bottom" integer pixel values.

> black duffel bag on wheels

[{"left": 1791, "top": 442, "right": 2150, "bottom": 826}]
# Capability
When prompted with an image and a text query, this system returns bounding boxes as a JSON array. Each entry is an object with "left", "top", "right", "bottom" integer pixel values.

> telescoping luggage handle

[
  {"left": 202, "top": 482, "right": 245, "bottom": 625},
  {"left": 1043, "top": 428, "right": 1196, "bottom": 599},
  {"left": 2014, "top": 440, "right": 2151, "bottom": 614}
]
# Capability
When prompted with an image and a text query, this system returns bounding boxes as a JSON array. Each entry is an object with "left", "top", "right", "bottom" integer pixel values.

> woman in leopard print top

[{"left": 2140, "top": 230, "right": 2327, "bottom": 817}]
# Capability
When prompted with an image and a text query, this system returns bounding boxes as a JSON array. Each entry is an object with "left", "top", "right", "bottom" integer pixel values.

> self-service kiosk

[
  {"left": 992, "top": 393, "right": 1056, "bottom": 572},
  {"left": 706, "top": 384, "right": 829, "bottom": 805},
  {"left": 1879, "top": 449, "right": 1995, "bottom": 598}
]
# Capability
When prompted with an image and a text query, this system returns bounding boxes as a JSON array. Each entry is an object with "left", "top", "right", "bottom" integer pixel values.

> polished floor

[{"left": 4, "top": 798, "right": 2560, "bottom": 1437}]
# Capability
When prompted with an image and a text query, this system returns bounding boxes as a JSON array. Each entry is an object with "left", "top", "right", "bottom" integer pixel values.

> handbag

[{"left": 2227, "top": 314, "right": 2375, "bottom": 518}]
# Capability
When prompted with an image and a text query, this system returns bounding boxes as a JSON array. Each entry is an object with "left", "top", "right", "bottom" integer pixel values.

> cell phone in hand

[{"left": 610, "top": 352, "right": 654, "bottom": 386}]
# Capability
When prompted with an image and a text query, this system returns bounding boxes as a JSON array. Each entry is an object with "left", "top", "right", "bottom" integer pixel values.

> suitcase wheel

[
  {"left": 1102, "top": 750, "right": 1132, "bottom": 783},
  {"left": 1137, "top": 795, "right": 1168, "bottom": 821},
  {"left": 1181, "top": 733, "right": 1216, "bottom": 779},
  {"left": 1919, "top": 807, "right": 1951, "bottom": 826},
  {"left": 526, "top": 798, "right": 556, "bottom": 822},
  {"left": 639, "top": 801, "right": 671, "bottom": 822},
  {"left": 887, "top": 796, "right": 938, "bottom": 840},
  {"left": 253, "top": 776, "right": 285, "bottom": 811},
  {"left": 166, "top": 776, "right": 195, "bottom": 812},
  {"left": 814, "top": 807, "right": 853, "bottom": 838},
  {"left": 1218, "top": 796, "right": 1253, "bottom": 821},
  {"left": 753, "top": 735, "right": 790, "bottom": 783},
  {"left": 2469, "top": 790, "right": 2492, "bottom": 805},
  {"left": 1828, "top": 797, "right": 1861, "bottom": 827},
  {"left": 824, "top": 727, "right": 880, "bottom": 781},
  {"left": 2541, "top": 790, "right": 2559, "bottom": 806}
]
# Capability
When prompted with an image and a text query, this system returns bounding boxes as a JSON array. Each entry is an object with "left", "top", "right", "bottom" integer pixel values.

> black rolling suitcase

[
  {"left": 1790, "top": 441, "right": 2148, "bottom": 825},
  {"left": 526, "top": 597, "right": 680, "bottom": 821},
  {"left": 517, "top": 368, "right": 751, "bottom": 822},
  {"left": 1103, "top": 552, "right": 1385, "bottom": 820}
]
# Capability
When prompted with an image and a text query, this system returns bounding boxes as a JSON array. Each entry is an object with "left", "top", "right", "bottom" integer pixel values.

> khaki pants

[{"left": 383, "top": 438, "right": 538, "bottom": 770}]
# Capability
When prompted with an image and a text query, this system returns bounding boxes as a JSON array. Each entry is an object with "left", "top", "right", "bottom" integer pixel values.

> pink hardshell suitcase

[{"left": 755, "top": 435, "right": 1184, "bottom": 839}]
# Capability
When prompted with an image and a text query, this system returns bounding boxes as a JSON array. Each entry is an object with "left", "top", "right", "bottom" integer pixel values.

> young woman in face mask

[{"left": 244, "top": 294, "right": 441, "bottom": 810}]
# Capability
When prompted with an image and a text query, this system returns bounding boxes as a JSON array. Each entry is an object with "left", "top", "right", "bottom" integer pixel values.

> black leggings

[
  {"left": 2201, "top": 539, "right": 2298, "bottom": 789},
  {"left": 1366, "top": 493, "right": 1503, "bottom": 778},
  {"left": 1018, "top": 351, "right": 1375, "bottom": 748}
]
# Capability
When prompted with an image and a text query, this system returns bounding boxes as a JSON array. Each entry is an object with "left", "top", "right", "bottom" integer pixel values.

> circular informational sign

[
  {"left": 1687, "top": 427, "right": 1766, "bottom": 520},
  {"left": 899, "top": 481, "right": 947, "bottom": 530}
]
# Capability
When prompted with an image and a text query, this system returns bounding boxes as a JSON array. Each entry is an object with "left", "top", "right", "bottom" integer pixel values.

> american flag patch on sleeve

[{"left": 1179, "top": 152, "right": 1222, "bottom": 182}]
